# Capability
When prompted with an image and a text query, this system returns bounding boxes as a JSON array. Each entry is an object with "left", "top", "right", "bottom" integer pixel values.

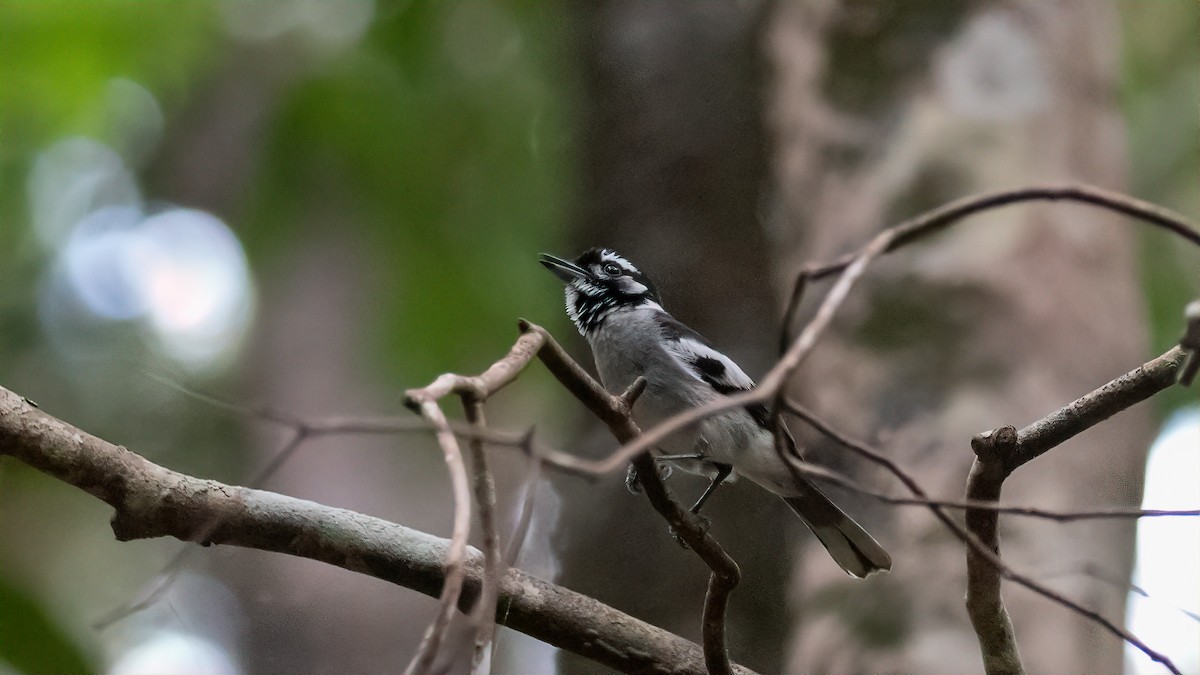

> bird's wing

[
  {"left": 654, "top": 313, "right": 770, "bottom": 427},
  {"left": 654, "top": 313, "right": 755, "bottom": 390}
]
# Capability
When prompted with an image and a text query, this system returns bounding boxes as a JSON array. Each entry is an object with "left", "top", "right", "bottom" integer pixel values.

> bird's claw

[
  {"left": 625, "top": 461, "right": 673, "bottom": 495},
  {"left": 625, "top": 464, "right": 641, "bottom": 494},
  {"left": 657, "top": 462, "right": 673, "bottom": 481}
]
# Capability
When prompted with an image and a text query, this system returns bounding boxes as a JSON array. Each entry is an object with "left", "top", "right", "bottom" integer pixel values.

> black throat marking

[{"left": 565, "top": 248, "right": 660, "bottom": 336}]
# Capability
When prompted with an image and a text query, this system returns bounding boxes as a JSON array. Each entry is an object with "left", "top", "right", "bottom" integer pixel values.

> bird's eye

[{"left": 602, "top": 263, "right": 622, "bottom": 276}]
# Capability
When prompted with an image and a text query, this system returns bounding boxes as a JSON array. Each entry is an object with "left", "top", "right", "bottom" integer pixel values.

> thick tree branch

[{"left": 0, "top": 386, "right": 758, "bottom": 675}]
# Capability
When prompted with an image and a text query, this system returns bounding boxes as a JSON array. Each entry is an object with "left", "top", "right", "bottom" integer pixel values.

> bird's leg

[
  {"left": 668, "top": 461, "right": 731, "bottom": 548},
  {"left": 654, "top": 453, "right": 706, "bottom": 463},
  {"left": 688, "top": 462, "right": 732, "bottom": 515}
]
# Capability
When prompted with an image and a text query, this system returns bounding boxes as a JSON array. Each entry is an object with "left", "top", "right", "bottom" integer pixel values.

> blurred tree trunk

[
  {"left": 765, "top": 2, "right": 1149, "bottom": 673},
  {"left": 554, "top": 1, "right": 791, "bottom": 673},
  {"left": 151, "top": 49, "right": 445, "bottom": 673}
]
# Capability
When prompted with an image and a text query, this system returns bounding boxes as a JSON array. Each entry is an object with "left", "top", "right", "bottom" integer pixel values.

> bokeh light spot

[
  {"left": 128, "top": 209, "right": 254, "bottom": 371},
  {"left": 108, "top": 631, "right": 240, "bottom": 675},
  {"left": 220, "top": 0, "right": 374, "bottom": 50},
  {"left": 28, "top": 137, "right": 141, "bottom": 248},
  {"left": 105, "top": 78, "right": 166, "bottom": 166},
  {"left": 61, "top": 205, "right": 146, "bottom": 320}
]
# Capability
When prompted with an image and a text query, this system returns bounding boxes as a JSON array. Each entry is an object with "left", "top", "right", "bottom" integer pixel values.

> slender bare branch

[
  {"left": 1010, "top": 346, "right": 1187, "bottom": 472},
  {"left": 463, "top": 397, "right": 502, "bottom": 671},
  {"left": 401, "top": 329, "right": 549, "bottom": 672},
  {"left": 963, "top": 346, "right": 1189, "bottom": 675},
  {"left": 782, "top": 400, "right": 1197, "bottom": 521},
  {"left": 802, "top": 184, "right": 1200, "bottom": 283},
  {"left": 503, "top": 451, "right": 542, "bottom": 567},
  {"left": 966, "top": 428, "right": 1025, "bottom": 675},
  {"left": 401, "top": 399, "right": 473, "bottom": 675},
  {"left": 781, "top": 185, "right": 1200, "bottom": 355}
]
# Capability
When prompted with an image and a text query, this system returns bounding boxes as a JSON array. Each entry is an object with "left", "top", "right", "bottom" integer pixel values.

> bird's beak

[{"left": 539, "top": 253, "right": 589, "bottom": 283}]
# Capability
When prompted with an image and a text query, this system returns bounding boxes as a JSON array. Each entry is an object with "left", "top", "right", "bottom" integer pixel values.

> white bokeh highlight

[
  {"left": 31, "top": 134, "right": 254, "bottom": 372},
  {"left": 108, "top": 632, "right": 239, "bottom": 675},
  {"left": 127, "top": 209, "right": 254, "bottom": 369},
  {"left": 28, "top": 137, "right": 141, "bottom": 248},
  {"left": 1125, "top": 409, "right": 1200, "bottom": 675},
  {"left": 220, "top": 0, "right": 374, "bottom": 50}
]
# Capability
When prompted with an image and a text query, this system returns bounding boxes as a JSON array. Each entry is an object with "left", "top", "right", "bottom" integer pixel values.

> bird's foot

[{"left": 625, "top": 464, "right": 641, "bottom": 494}]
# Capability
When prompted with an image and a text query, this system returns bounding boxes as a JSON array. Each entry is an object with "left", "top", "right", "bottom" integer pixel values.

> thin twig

[
  {"left": 1010, "top": 346, "right": 1187, "bottom": 472},
  {"left": 780, "top": 185, "right": 1200, "bottom": 358},
  {"left": 463, "top": 397, "right": 502, "bottom": 673},
  {"left": 779, "top": 270, "right": 810, "bottom": 356},
  {"left": 802, "top": 184, "right": 1200, "bottom": 283},
  {"left": 503, "top": 444, "right": 542, "bottom": 567},
  {"left": 402, "top": 399, "right": 474, "bottom": 675},
  {"left": 401, "top": 329, "right": 549, "bottom": 672},
  {"left": 782, "top": 401, "right": 1197, "bottom": 521}
]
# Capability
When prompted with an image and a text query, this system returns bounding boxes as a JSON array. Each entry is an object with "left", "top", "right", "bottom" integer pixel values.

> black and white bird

[{"left": 540, "top": 247, "right": 891, "bottom": 577}]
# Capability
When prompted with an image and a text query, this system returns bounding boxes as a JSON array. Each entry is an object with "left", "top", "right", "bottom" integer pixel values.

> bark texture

[{"left": 765, "top": 2, "right": 1149, "bottom": 672}]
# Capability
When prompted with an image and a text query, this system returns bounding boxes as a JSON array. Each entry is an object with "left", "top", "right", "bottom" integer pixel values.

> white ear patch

[{"left": 620, "top": 278, "right": 648, "bottom": 295}]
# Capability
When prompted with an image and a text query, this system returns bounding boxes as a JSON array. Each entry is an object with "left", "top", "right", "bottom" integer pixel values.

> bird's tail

[{"left": 782, "top": 487, "right": 892, "bottom": 578}]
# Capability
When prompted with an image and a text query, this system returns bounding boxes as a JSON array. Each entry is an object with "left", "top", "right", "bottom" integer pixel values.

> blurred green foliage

[
  {"left": 1119, "top": 0, "right": 1200, "bottom": 413},
  {"left": 243, "top": 2, "right": 575, "bottom": 382},
  {"left": 0, "top": 1, "right": 219, "bottom": 255},
  {"left": 0, "top": 574, "right": 93, "bottom": 673}
]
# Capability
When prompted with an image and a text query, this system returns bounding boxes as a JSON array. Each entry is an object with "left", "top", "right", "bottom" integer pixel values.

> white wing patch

[
  {"left": 666, "top": 336, "right": 756, "bottom": 393},
  {"left": 618, "top": 278, "right": 648, "bottom": 295}
]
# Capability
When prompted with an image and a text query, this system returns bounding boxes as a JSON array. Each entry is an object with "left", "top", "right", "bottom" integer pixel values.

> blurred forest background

[{"left": 0, "top": 1, "right": 1196, "bottom": 674}]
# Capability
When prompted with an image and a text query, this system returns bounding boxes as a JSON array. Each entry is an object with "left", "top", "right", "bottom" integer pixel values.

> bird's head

[{"left": 539, "top": 248, "right": 660, "bottom": 336}]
